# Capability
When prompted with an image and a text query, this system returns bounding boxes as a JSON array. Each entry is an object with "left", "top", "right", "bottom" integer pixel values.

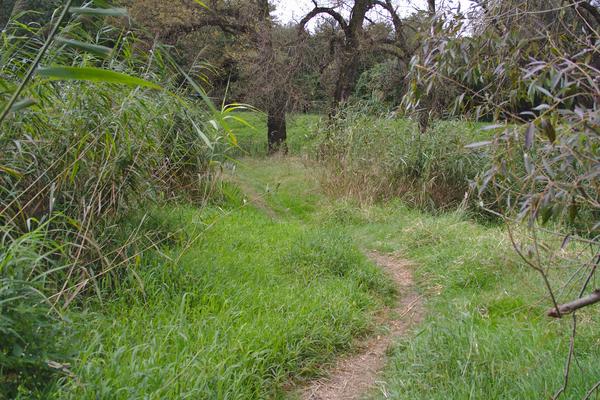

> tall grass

[
  {"left": 348, "top": 204, "right": 600, "bottom": 399},
  {"left": 315, "top": 106, "right": 491, "bottom": 210},
  {"left": 0, "top": 5, "right": 229, "bottom": 397},
  {"left": 55, "top": 166, "right": 394, "bottom": 398}
]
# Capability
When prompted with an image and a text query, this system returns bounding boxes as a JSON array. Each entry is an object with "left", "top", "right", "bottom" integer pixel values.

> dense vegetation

[
  {"left": 0, "top": 5, "right": 233, "bottom": 397},
  {"left": 1, "top": 0, "right": 598, "bottom": 399}
]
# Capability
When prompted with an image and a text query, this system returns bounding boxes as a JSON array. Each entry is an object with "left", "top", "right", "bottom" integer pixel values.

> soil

[{"left": 298, "top": 251, "right": 424, "bottom": 400}]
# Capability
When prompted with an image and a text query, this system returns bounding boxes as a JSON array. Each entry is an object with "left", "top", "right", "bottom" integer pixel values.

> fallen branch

[{"left": 547, "top": 289, "right": 600, "bottom": 318}]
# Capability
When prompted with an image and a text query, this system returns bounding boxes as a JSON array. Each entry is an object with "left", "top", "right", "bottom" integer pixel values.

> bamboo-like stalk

[{"left": 0, "top": 0, "right": 75, "bottom": 129}]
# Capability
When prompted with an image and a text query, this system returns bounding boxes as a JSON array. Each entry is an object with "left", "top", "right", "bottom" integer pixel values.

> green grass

[
  {"left": 227, "top": 112, "right": 322, "bottom": 157},
  {"left": 54, "top": 155, "right": 598, "bottom": 400},
  {"left": 346, "top": 204, "right": 600, "bottom": 399},
  {"left": 217, "top": 157, "right": 600, "bottom": 399},
  {"left": 1, "top": 15, "right": 228, "bottom": 399},
  {"left": 57, "top": 165, "right": 394, "bottom": 399},
  {"left": 315, "top": 114, "right": 495, "bottom": 211},
  {"left": 230, "top": 158, "right": 323, "bottom": 221}
]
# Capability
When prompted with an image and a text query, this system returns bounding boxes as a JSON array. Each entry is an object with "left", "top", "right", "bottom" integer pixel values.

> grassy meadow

[
  {"left": 223, "top": 115, "right": 600, "bottom": 399},
  {"left": 3, "top": 99, "right": 597, "bottom": 399},
  {"left": 2, "top": 1, "right": 597, "bottom": 399},
  {"left": 57, "top": 128, "right": 599, "bottom": 398},
  {"left": 55, "top": 159, "right": 396, "bottom": 399},
  {"left": 354, "top": 205, "right": 600, "bottom": 399}
]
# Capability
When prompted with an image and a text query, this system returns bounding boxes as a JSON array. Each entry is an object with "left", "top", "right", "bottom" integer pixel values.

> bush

[
  {"left": 0, "top": 226, "right": 68, "bottom": 399},
  {"left": 316, "top": 110, "right": 491, "bottom": 212},
  {"left": 0, "top": 7, "right": 228, "bottom": 395},
  {"left": 0, "top": 280, "right": 65, "bottom": 399},
  {"left": 353, "top": 60, "right": 407, "bottom": 109}
]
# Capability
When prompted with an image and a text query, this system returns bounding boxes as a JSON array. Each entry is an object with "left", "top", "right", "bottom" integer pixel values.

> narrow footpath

[
  {"left": 299, "top": 252, "right": 423, "bottom": 400},
  {"left": 229, "top": 158, "right": 425, "bottom": 400}
]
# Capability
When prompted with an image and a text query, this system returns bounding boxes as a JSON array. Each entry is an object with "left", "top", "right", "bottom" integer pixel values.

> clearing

[{"left": 61, "top": 155, "right": 600, "bottom": 399}]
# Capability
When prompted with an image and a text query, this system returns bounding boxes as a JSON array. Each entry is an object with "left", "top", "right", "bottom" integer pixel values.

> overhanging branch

[{"left": 299, "top": 1, "right": 349, "bottom": 35}]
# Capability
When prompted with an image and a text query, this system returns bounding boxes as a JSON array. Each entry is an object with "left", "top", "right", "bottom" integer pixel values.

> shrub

[
  {"left": 0, "top": 226, "right": 68, "bottom": 399},
  {"left": 316, "top": 109, "right": 491, "bottom": 212},
  {"left": 0, "top": 5, "right": 229, "bottom": 394}
]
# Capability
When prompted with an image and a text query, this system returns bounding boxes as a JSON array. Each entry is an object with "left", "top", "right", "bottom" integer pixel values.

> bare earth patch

[{"left": 299, "top": 251, "right": 424, "bottom": 400}]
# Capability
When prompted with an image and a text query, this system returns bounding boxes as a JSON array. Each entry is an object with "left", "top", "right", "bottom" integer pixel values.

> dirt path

[
  {"left": 228, "top": 159, "right": 424, "bottom": 399},
  {"left": 298, "top": 251, "right": 424, "bottom": 400},
  {"left": 222, "top": 165, "right": 279, "bottom": 220}
]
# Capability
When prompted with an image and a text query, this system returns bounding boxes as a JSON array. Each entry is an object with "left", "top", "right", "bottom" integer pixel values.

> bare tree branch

[
  {"left": 298, "top": 2, "right": 349, "bottom": 35},
  {"left": 576, "top": 0, "right": 600, "bottom": 26},
  {"left": 583, "top": 380, "right": 600, "bottom": 400},
  {"left": 373, "top": 0, "right": 403, "bottom": 36},
  {"left": 551, "top": 314, "right": 577, "bottom": 400},
  {"left": 547, "top": 289, "right": 600, "bottom": 318}
]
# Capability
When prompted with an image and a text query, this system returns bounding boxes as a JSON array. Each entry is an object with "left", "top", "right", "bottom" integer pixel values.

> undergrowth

[
  {"left": 348, "top": 204, "right": 600, "bottom": 399},
  {"left": 0, "top": 7, "right": 230, "bottom": 397},
  {"left": 56, "top": 198, "right": 394, "bottom": 399},
  {"left": 313, "top": 107, "right": 492, "bottom": 212}
]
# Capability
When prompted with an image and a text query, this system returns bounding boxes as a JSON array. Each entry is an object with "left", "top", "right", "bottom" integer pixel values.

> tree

[
  {"left": 299, "top": 0, "right": 435, "bottom": 110},
  {"left": 299, "top": 0, "right": 372, "bottom": 107},
  {"left": 406, "top": 1, "right": 600, "bottom": 396},
  {"left": 125, "top": 0, "right": 294, "bottom": 153},
  {"left": 252, "top": 0, "right": 287, "bottom": 152}
]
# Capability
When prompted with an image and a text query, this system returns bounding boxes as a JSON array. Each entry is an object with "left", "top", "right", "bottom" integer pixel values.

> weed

[
  {"left": 57, "top": 202, "right": 393, "bottom": 398},
  {"left": 315, "top": 112, "right": 492, "bottom": 212}
]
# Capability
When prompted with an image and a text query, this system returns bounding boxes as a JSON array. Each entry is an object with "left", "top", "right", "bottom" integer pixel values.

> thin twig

[
  {"left": 506, "top": 223, "right": 562, "bottom": 316},
  {"left": 552, "top": 314, "right": 577, "bottom": 399},
  {"left": 582, "top": 380, "right": 600, "bottom": 400}
]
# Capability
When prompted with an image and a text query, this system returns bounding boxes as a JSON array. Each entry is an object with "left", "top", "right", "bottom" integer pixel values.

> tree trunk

[
  {"left": 267, "top": 105, "right": 287, "bottom": 154},
  {"left": 427, "top": 0, "right": 436, "bottom": 15},
  {"left": 256, "top": 0, "right": 288, "bottom": 154},
  {"left": 331, "top": 0, "right": 370, "bottom": 108},
  {"left": 333, "top": 46, "right": 361, "bottom": 106}
]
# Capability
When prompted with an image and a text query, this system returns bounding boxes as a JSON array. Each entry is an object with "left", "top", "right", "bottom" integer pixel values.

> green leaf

[
  {"left": 540, "top": 118, "right": 556, "bottom": 143},
  {"left": 534, "top": 85, "right": 557, "bottom": 100},
  {"left": 69, "top": 7, "right": 128, "bottom": 17},
  {"left": 481, "top": 124, "right": 505, "bottom": 131},
  {"left": 9, "top": 98, "right": 36, "bottom": 113},
  {"left": 224, "top": 115, "right": 256, "bottom": 130},
  {"left": 0, "top": 165, "right": 23, "bottom": 178},
  {"left": 525, "top": 122, "right": 535, "bottom": 150},
  {"left": 55, "top": 37, "right": 113, "bottom": 57},
  {"left": 192, "top": 0, "right": 208, "bottom": 8},
  {"left": 188, "top": 116, "right": 214, "bottom": 150},
  {"left": 465, "top": 141, "right": 492, "bottom": 149},
  {"left": 165, "top": 56, "right": 238, "bottom": 146},
  {"left": 523, "top": 153, "right": 534, "bottom": 174},
  {"left": 37, "top": 66, "right": 161, "bottom": 89}
]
